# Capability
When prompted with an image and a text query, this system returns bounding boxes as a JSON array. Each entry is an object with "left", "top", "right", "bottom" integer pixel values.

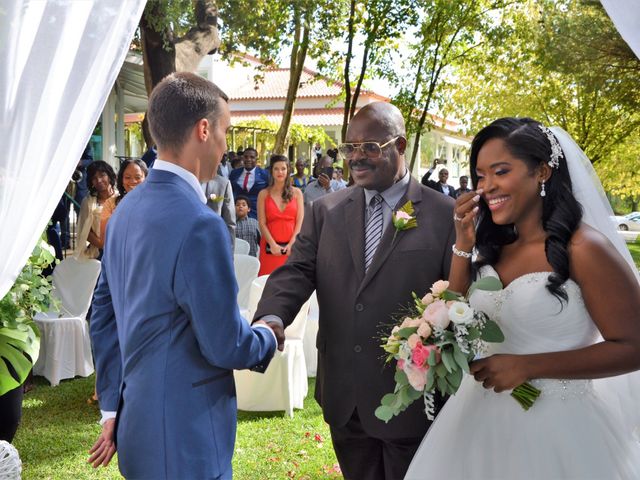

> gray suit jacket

[
  {"left": 255, "top": 177, "right": 455, "bottom": 439},
  {"left": 202, "top": 176, "right": 236, "bottom": 251}
]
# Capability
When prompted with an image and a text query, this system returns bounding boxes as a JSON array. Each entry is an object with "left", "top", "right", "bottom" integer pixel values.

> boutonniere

[
  {"left": 209, "top": 193, "right": 224, "bottom": 203},
  {"left": 392, "top": 201, "right": 418, "bottom": 242}
]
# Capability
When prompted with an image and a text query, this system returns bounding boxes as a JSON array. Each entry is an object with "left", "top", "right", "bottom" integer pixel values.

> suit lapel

[
  {"left": 357, "top": 178, "right": 423, "bottom": 296},
  {"left": 344, "top": 187, "right": 366, "bottom": 285}
]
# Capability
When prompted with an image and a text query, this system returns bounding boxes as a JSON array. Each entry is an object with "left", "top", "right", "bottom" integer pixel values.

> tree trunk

[
  {"left": 341, "top": 0, "right": 357, "bottom": 143},
  {"left": 273, "top": 11, "right": 310, "bottom": 155},
  {"left": 409, "top": 82, "right": 437, "bottom": 172},
  {"left": 139, "top": 0, "right": 220, "bottom": 149}
]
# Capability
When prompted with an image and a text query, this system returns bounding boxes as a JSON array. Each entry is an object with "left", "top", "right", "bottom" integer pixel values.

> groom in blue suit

[{"left": 88, "top": 73, "right": 277, "bottom": 479}]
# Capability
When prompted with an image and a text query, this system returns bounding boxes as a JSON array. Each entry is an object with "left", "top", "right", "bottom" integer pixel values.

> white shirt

[
  {"left": 237, "top": 168, "right": 256, "bottom": 191},
  {"left": 153, "top": 159, "right": 207, "bottom": 204}
]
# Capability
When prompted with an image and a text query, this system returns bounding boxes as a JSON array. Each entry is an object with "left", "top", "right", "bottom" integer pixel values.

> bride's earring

[{"left": 540, "top": 181, "right": 546, "bottom": 197}]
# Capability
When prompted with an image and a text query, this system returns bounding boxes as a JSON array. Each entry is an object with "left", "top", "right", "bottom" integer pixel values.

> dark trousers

[
  {"left": 329, "top": 409, "right": 423, "bottom": 480},
  {"left": 0, "top": 384, "right": 23, "bottom": 442}
]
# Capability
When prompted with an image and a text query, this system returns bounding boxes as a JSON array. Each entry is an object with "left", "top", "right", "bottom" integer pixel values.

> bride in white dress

[{"left": 405, "top": 118, "right": 640, "bottom": 479}]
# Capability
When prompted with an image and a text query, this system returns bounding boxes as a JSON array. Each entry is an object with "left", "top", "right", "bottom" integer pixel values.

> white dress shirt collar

[{"left": 154, "top": 159, "right": 207, "bottom": 204}]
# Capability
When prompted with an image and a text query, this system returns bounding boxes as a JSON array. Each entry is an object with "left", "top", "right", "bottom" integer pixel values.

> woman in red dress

[{"left": 257, "top": 155, "right": 304, "bottom": 276}]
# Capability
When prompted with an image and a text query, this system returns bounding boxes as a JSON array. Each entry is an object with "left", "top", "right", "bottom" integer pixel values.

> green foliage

[
  {"left": 235, "top": 117, "right": 333, "bottom": 162},
  {"left": 388, "top": 0, "right": 510, "bottom": 169},
  {"left": 449, "top": 0, "right": 640, "bottom": 164},
  {"left": 15, "top": 376, "right": 339, "bottom": 479},
  {"left": 0, "top": 238, "right": 57, "bottom": 395},
  {"left": 596, "top": 135, "right": 640, "bottom": 203},
  {"left": 142, "top": 0, "right": 198, "bottom": 48}
]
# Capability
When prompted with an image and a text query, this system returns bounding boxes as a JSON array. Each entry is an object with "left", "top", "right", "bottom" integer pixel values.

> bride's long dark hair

[{"left": 470, "top": 117, "right": 582, "bottom": 302}]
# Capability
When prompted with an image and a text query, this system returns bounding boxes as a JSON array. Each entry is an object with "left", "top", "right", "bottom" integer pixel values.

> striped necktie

[{"left": 364, "top": 194, "right": 384, "bottom": 271}]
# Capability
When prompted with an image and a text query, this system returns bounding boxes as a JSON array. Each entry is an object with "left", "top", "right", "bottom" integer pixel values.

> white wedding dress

[{"left": 405, "top": 265, "right": 640, "bottom": 479}]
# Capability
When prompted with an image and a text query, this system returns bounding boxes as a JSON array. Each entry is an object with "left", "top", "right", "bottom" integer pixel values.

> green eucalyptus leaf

[
  {"left": 481, "top": 319, "right": 505, "bottom": 343},
  {"left": 452, "top": 344, "right": 471, "bottom": 373},
  {"left": 375, "top": 405, "right": 395, "bottom": 423},
  {"left": 468, "top": 277, "right": 504, "bottom": 297},
  {"left": 396, "top": 327, "right": 418, "bottom": 339},
  {"left": 441, "top": 348, "right": 456, "bottom": 373}
]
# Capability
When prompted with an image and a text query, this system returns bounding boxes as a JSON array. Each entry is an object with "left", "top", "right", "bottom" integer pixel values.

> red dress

[{"left": 258, "top": 194, "right": 298, "bottom": 276}]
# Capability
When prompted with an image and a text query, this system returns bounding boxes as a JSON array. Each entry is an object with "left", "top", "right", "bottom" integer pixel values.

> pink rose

[
  {"left": 411, "top": 343, "right": 432, "bottom": 367},
  {"left": 421, "top": 292, "right": 434, "bottom": 305},
  {"left": 404, "top": 363, "right": 428, "bottom": 391},
  {"left": 407, "top": 333, "right": 421, "bottom": 349},
  {"left": 431, "top": 280, "right": 450, "bottom": 296},
  {"left": 422, "top": 300, "right": 451, "bottom": 329},
  {"left": 413, "top": 344, "right": 440, "bottom": 369},
  {"left": 397, "top": 359, "right": 405, "bottom": 370},
  {"left": 417, "top": 322, "right": 432, "bottom": 339},
  {"left": 395, "top": 211, "right": 412, "bottom": 221}
]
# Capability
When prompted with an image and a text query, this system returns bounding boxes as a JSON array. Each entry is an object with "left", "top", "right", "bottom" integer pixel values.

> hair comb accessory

[{"left": 537, "top": 124, "right": 563, "bottom": 169}]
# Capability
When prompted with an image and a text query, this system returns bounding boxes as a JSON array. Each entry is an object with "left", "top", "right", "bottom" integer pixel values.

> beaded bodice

[
  {"left": 470, "top": 265, "right": 599, "bottom": 357},
  {"left": 469, "top": 265, "right": 601, "bottom": 399}
]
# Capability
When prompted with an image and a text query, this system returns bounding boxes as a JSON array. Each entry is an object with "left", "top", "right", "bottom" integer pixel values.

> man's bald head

[{"left": 349, "top": 102, "right": 406, "bottom": 139}]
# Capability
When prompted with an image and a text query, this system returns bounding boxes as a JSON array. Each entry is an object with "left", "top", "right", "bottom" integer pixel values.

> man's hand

[
  {"left": 255, "top": 319, "right": 285, "bottom": 351},
  {"left": 88, "top": 418, "right": 116, "bottom": 468},
  {"left": 317, "top": 173, "right": 331, "bottom": 190}
]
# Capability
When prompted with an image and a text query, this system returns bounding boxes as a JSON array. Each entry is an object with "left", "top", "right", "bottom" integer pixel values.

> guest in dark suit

[
  {"left": 454, "top": 175, "right": 472, "bottom": 198},
  {"left": 254, "top": 102, "right": 455, "bottom": 480},
  {"left": 421, "top": 159, "right": 456, "bottom": 198},
  {"left": 229, "top": 147, "right": 269, "bottom": 219}
]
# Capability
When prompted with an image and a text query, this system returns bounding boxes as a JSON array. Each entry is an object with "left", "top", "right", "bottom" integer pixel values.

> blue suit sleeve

[
  {"left": 89, "top": 257, "right": 122, "bottom": 411},
  {"left": 174, "top": 213, "right": 276, "bottom": 370}
]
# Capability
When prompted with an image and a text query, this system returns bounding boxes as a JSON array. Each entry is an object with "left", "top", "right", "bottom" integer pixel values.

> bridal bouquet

[{"left": 375, "top": 279, "right": 541, "bottom": 423}]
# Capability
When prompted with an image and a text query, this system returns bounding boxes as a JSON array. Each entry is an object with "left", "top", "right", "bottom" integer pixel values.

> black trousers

[
  {"left": 0, "top": 384, "right": 23, "bottom": 442},
  {"left": 329, "top": 409, "right": 423, "bottom": 480}
]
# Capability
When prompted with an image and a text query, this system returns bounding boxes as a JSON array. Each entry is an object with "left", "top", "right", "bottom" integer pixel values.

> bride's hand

[
  {"left": 453, "top": 189, "right": 482, "bottom": 252},
  {"left": 470, "top": 354, "right": 529, "bottom": 392}
]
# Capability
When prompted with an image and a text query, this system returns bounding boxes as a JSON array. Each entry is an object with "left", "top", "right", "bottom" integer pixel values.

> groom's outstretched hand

[
  {"left": 255, "top": 319, "right": 285, "bottom": 351},
  {"left": 88, "top": 417, "right": 116, "bottom": 468}
]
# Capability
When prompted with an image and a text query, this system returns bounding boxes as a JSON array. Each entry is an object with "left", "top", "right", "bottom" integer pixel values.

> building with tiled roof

[{"left": 198, "top": 54, "right": 470, "bottom": 180}]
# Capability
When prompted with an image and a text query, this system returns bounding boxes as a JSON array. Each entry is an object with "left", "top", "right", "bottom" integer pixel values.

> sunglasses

[{"left": 337, "top": 136, "right": 400, "bottom": 159}]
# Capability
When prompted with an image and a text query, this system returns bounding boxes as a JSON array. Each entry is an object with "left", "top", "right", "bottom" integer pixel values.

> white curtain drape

[
  {"left": 601, "top": 0, "right": 640, "bottom": 60},
  {"left": 0, "top": 0, "right": 146, "bottom": 298}
]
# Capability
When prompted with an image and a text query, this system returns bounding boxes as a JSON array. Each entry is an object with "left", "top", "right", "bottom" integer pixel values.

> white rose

[{"left": 448, "top": 301, "right": 474, "bottom": 325}]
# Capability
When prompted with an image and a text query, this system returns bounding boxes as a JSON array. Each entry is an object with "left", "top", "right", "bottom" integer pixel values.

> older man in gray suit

[{"left": 255, "top": 102, "right": 455, "bottom": 479}]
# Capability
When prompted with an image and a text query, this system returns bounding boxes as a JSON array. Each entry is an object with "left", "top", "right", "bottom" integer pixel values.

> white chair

[
  {"left": 234, "top": 277, "right": 310, "bottom": 417},
  {"left": 33, "top": 257, "right": 101, "bottom": 386},
  {"left": 233, "top": 254, "right": 260, "bottom": 318},
  {"left": 303, "top": 291, "right": 319, "bottom": 377},
  {"left": 235, "top": 238, "right": 251, "bottom": 255}
]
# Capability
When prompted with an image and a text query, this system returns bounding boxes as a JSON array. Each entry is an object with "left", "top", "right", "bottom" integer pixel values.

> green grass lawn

[
  {"left": 627, "top": 242, "right": 640, "bottom": 269},
  {"left": 13, "top": 375, "right": 340, "bottom": 479}
]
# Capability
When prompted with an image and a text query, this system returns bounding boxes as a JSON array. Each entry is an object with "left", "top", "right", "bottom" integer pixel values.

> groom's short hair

[{"left": 147, "top": 72, "right": 229, "bottom": 153}]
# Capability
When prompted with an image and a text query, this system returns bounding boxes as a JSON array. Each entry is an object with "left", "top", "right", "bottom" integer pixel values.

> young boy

[{"left": 235, "top": 195, "right": 260, "bottom": 257}]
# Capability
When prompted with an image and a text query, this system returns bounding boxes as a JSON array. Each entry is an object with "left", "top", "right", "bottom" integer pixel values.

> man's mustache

[{"left": 348, "top": 159, "right": 374, "bottom": 169}]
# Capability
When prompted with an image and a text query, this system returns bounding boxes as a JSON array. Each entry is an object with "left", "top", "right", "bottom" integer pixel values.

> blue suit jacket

[
  {"left": 90, "top": 169, "right": 276, "bottom": 479},
  {"left": 229, "top": 167, "right": 269, "bottom": 219}
]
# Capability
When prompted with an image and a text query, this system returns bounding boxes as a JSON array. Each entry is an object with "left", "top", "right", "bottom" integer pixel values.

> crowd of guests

[{"left": 72, "top": 147, "right": 467, "bottom": 278}]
